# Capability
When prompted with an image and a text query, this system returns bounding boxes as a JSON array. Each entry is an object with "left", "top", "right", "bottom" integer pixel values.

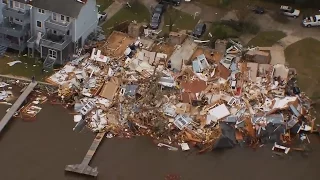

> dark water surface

[{"left": 0, "top": 91, "right": 320, "bottom": 180}]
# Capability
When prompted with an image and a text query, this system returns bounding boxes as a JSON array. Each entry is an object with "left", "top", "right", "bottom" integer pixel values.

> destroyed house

[
  {"left": 0, "top": 0, "right": 33, "bottom": 54},
  {"left": 26, "top": 0, "right": 98, "bottom": 67}
]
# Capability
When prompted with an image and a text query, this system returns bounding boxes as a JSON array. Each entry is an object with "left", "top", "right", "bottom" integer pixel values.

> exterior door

[
  {"left": 9, "top": 0, "right": 13, "bottom": 8},
  {"left": 48, "top": 49, "right": 57, "bottom": 59}
]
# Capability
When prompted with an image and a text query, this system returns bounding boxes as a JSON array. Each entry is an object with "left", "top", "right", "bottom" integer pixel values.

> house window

[
  {"left": 38, "top": 8, "right": 45, "bottom": 14},
  {"left": 66, "top": 17, "right": 70, "bottom": 22},
  {"left": 15, "top": 18, "right": 22, "bottom": 22},
  {"left": 49, "top": 49, "right": 57, "bottom": 59},
  {"left": 61, "top": 15, "right": 65, "bottom": 21},
  {"left": 36, "top": 21, "right": 42, "bottom": 28},
  {"left": 14, "top": 1, "right": 19, "bottom": 7},
  {"left": 66, "top": 30, "right": 70, "bottom": 35},
  {"left": 19, "top": 2, "right": 24, "bottom": 9},
  {"left": 52, "top": 13, "right": 57, "bottom": 21}
]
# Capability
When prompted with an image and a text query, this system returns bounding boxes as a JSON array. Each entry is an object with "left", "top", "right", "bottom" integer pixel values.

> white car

[
  {"left": 280, "top": 6, "right": 300, "bottom": 18},
  {"left": 302, "top": 15, "right": 320, "bottom": 27},
  {"left": 98, "top": 12, "right": 107, "bottom": 22}
]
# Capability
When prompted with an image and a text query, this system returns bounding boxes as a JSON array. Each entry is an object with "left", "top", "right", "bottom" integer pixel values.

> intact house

[
  {"left": 0, "top": 0, "right": 32, "bottom": 54},
  {"left": 28, "top": 0, "right": 98, "bottom": 68},
  {"left": 0, "top": 0, "right": 98, "bottom": 68}
]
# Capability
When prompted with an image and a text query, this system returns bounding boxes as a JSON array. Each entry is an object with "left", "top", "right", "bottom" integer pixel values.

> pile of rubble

[{"left": 45, "top": 32, "right": 317, "bottom": 154}]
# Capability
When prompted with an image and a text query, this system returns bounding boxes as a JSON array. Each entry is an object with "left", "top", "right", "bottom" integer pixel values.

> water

[{"left": 0, "top": 89, "right": 320, "bottom": 180}]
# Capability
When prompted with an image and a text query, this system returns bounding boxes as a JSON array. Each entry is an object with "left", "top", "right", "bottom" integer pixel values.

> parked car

[
  {"left": 302, "top": 15, "right": 320, "bottom": 27},
  {"left": 150, "top": 13, "right": 161, "bottom": 29},
  {"left": 153, "top": 3, "right": 166, "bottom": 15},
  {"left": 280, "top": 5, "right": 300, "bottom": 18},
  {"left": 158, "top": 0, "right": 181, "bottom": 6},
  {"left": 98, "top": 12, "right": 107, "bottom": 22},
  {"left": 192, "top": 23, "right": 207, "bottom": 38},
  {"left": 251, "top": 6, "right": 265, "bottom": 14}
]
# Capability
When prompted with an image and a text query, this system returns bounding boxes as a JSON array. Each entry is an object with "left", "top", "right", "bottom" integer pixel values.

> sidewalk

[{"left": 100, "top": 0, "right": 125, "bottom": 26}]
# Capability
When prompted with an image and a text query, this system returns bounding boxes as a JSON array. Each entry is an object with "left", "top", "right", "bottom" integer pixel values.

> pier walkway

[
  {"left": 0, "top": 81, "right": 38, "bottom": 133},
  {"left": 65, "top": 132, "right": 106, "bottom": 177}
]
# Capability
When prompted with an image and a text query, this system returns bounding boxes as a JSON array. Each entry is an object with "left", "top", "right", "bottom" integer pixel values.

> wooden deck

[
  {"left": 0, "top": 81, "right": 37, "bottom": 133},
  {"left": 65, "top": 132, "right": 106, "bottom": 177}
]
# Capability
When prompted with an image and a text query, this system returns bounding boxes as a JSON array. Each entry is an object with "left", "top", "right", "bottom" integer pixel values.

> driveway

[
  {"left": 247, "top": 12, "right": 320, "bottom": 45},
  {"left": 139, "top": 0, "right": 225, "bottom": 22},
  {"left": 138, "top": 0, "right": 158, "bottom": 11},
  {"left": 140, "top": 0, "right": 320, "bottom": 49}
]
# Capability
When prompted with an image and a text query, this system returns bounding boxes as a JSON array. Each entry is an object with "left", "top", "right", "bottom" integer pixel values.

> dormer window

[
  {"left": 61, "top": 15, "right": 65, "bottom": 21},
  {"left": 66, "top": 17, "right": 70, "bottom": 22},
  {"left": 38, "top": 8, "right": 45, "bottom": 14}
]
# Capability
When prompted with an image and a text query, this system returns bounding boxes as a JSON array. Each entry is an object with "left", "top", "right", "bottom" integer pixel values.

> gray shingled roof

[
  {"left": 14, "top": 0, "right": 31, "bottom": 3},
  {"left": 31, "top": 0, "right": 85, "bottom": 18}
]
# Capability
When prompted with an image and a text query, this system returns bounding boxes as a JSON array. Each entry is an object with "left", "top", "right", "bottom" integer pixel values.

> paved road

[{"left": 246, "top": 13, "right": 320, "bottom": 44}]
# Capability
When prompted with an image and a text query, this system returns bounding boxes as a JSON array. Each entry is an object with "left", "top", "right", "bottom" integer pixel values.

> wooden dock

[
  {"left": 65, "top": 132, "right": 106, "bottom": 177},
  {"left": 0, "top": 82, "right": 37, "bottom": 133}
]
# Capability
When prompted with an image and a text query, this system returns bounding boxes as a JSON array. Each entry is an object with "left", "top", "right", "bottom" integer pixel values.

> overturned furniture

[{"left": 65, "top": 132, "right": 106, "bottom": 177}]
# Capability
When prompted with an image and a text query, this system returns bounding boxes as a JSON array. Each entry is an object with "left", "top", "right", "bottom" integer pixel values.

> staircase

[
  {"left": 0, "top": 45, "right": 7, "bottom": 57},
  {"left": 43, "top": 55, "right": 56, "bottom": 69}
]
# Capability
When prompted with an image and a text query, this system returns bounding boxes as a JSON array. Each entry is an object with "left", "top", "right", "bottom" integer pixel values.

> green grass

[
  {"left": 247, "top": 31, "right": 286, "bottom": 47},
  {"left": 102, "top": 1, "right": 150, "bottom": 35},
  {"left": 0, "top": 55, "right": 50, "bottom": 81},
  {"left": 195, "top": 0, "right": 231, "bottom": 7},
  {"left": 97, "top": 0, "right": 114, "bottom": 12},
  {"left": 285, "top": 38, "right": 320, "bottom": 118},
  {"left": 206, "top": 23, "right": 240, "bottom": 39},
  {"left": 162, "top": 9, "right": 199, "bottom": 33}
]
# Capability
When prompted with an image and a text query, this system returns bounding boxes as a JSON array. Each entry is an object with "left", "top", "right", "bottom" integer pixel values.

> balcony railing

[
  {"left": 0, "top": 20, "right": 30, "bottom": 37},
  {"left": 45, "top": 17, "right": 72, "bottom": 33},
  {"left": 0, "top": 37, "right": 26, "bottom": 52},
  {"left": 2, "top": 5, "right": 30, "bottom": 22},
  {"left": 40, "top": 34, "right": 72, "bottom": 50}
]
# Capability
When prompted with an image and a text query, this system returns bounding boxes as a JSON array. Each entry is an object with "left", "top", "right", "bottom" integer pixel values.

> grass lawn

[
  {"left": 196, "top": 0, "right": 279, "bottom": 9},
  {"left": 195, "top": 0, "right": 230, "bottom": 7},
  {"left": 205, "top": 23, "right": 240, "bottom": 39},
  {"left": 247, "top": 31, "right": 286, "bottom": 47},
  {"left": 0, "top": 55, "right": 50, "bottom": 81},
  {"left": 97, "top": 0, "right": 114, "bottom": 12},
  {"left": 285, "top": 38, "right": 320, "bottom": 117},
  {"left": 162, "top": 9, "right": 199, "bottom": 33},
  {"left": 102, "top": 2, "right": 150, "bottom": 35}
]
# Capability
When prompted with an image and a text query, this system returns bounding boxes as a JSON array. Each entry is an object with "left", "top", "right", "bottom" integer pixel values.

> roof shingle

[{"left": 31, "top": 0, "right": 85, "bottom": 18}]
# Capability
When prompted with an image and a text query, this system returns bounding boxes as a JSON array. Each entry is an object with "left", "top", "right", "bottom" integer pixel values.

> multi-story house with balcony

[
  {"left": 0, "top": 0, "right": 98, "bottom": 68},
  {"left": 0, "top": 0, "right": 32, "bottom": 55}
]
